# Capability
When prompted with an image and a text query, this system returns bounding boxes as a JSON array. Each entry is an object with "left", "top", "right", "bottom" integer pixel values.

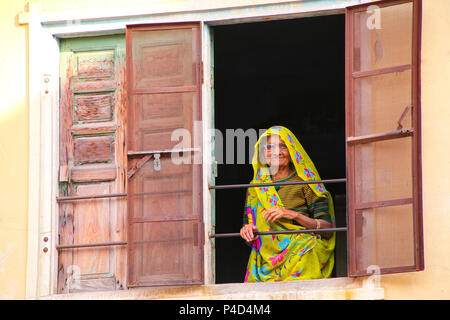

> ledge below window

[{"left": 38, "top": 277, "right": 384, "bottom": 300}]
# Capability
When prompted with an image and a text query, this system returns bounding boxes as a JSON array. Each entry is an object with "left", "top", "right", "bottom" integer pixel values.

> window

[
  {"left": 212, "top": 15, "right": 347, "bottom": 283},
  {"left": 55, "top": 0, "right": 423, "bottom": 293}
]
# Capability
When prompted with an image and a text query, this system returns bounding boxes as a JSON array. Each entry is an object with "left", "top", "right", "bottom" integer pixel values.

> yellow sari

[{"left": 244, "top": 126, "right": 336, "bottom": 282}]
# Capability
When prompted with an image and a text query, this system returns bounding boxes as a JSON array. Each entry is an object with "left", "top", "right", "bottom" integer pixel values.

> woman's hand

[
  {"left": 240, "top": 224, "right": 259, "bottom": 242},
  {"left": 263, "top": 207, "right": 297, "bottom": 223}
]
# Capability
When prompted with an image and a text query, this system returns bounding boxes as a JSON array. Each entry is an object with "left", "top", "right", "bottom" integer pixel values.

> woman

[{"left": 240, "top": 126, "right": 336, "bottom": 282}]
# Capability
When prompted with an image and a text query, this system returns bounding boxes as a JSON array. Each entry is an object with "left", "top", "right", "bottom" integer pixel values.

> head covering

[{"left": 244, "top": 125, "right": 336, "bottom": 282}]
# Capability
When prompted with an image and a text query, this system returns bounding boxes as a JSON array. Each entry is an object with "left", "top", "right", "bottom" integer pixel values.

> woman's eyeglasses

[{"left": 263, "top": 143, "right": 288, "bottom": 152}]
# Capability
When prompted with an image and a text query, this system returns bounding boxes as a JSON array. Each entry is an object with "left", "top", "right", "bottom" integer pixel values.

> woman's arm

[
  {"left": 290, "top": 211, "right": 333, "bottom": 239},
  {"left": 263, "top": 208, "right": 333, "bottom": 239}
]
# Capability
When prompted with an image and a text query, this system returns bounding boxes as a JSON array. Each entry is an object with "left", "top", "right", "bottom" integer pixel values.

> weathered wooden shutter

[
  {"left": 126, "top": 23, "right": 203, "bottom": 286},
  {"left": 58, "top": 35, "right": 127, "bottom": 292},
  {"left": 346, "top": 0, "right": 423, "bottom": 276}
]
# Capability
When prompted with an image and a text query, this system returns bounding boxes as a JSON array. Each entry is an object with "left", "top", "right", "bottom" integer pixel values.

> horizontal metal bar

[
  {"left": 57, "top": 193, "right": 127, "bottom": 202},
  {"left": 209, "top": 178, "right": 346, "bottom": 190},
  {"left": 127, "top": 147, "right": 200, "bottom": 157},
  {"left": 56, "top": 241, "right": 127, "bottom": 250},
  {"left": 210, "top": 227, "right": 347, "bottom": 238},
  {"left": 347, "top": 129, "right": 413, "bottom": 145}
]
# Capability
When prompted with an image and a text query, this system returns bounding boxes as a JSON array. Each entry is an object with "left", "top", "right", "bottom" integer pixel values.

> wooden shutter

[
  {"left": 126, "top": 23, "right": 203, "bottom": 286},
  {"left": 346, "top": 0, "right": 423, "bottom": 276},
  {"left": 58, "top": 35, "right": 127, "bottom": 292}
]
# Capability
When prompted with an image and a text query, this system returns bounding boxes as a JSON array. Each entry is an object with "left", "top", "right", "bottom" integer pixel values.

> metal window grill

[
  {"left": 56, "top": 158, "right": 347, "bottom": 247},
  {"left": 209, "top": 178, "right": 347, "bottom": 239}
]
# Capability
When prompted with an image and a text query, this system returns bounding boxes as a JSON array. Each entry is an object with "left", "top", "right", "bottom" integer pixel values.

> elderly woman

[{"left": 240, "top": 126, "right": 336, "bottom": 282}]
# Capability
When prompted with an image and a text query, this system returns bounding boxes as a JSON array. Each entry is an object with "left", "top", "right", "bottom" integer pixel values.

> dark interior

[{"left": 213, "top": 14, "right": 347, "bottom": 284}]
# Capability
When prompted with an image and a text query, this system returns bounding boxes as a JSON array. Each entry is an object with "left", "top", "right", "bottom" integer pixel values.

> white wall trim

[
  {"left": 201, "top": 22, "right": 215, "bottom": 285},
  {"left": 40, "top": 0, "right": 365, "bottom": 25},
  {"left": 40, "top": 0, "right": 366, "bottom": 37},
  {"left": 26, "top": 0, "right": 61, "bottom": 299}
]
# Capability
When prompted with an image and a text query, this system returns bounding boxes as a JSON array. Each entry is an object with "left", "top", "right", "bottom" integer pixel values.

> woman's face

[{"left": 262, "top": 135, "right": 291, "bottom": 171}]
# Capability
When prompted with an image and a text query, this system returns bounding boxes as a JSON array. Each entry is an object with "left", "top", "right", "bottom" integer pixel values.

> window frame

[{"left": 26, "top": 0, "right": 423, "bottom": 298}]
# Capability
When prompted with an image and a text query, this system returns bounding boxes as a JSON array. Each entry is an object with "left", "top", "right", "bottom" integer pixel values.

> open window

[
  {"left": 55, "top": 0, "right": 423, "bottom": 293},
  {"left": 212, "top": 0, "right": 423, "bottom": 281},
  {"left": 212, "top": 15, "right": 347, "bottom": 283}
]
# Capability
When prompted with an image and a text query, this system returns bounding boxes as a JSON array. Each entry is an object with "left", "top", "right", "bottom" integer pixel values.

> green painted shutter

[{"left": 58, "top": 35, "right": 127, "bottom": 293}]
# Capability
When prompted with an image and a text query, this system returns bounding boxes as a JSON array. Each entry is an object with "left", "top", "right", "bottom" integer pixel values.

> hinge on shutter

[
  {"left": 200, "top": 221, "right": 205, "bottom": 246},
  {"left": 200, "top": 61, "right": 204, "bottom": 84},
  {"left": 193, "top": 221, "right": 205, "bottom": 247}
]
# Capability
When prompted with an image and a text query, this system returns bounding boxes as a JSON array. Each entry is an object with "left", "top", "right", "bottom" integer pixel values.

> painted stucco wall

[
  {"left": 380, "top": 0, "right": 450, "bottom": 299},
  {"left": 0, "top": 0, "right": 30, "bottom": 299},
  {"left": 0, "top": 0, "right": 449, "bottom": 299}
]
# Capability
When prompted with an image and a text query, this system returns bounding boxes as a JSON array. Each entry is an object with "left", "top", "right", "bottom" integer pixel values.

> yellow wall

[
  {"left": 0, "top": 0, "right": 449, "bottom": 299},
  {"left": 381, "top": 0, "right": 450, "bottom": 299},
  {"left": 0, "top": 0, "right": 30, "bottom": 299}
]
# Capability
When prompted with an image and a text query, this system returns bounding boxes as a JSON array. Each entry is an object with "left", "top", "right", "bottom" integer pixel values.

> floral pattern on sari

[{"left": 244, "top": 126, "right": 336, "bottom": 283}]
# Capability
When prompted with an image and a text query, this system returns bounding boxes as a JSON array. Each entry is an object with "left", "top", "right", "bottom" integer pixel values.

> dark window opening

[{"left": 213, "top": 14, "right": 347, "bottom": 284}]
